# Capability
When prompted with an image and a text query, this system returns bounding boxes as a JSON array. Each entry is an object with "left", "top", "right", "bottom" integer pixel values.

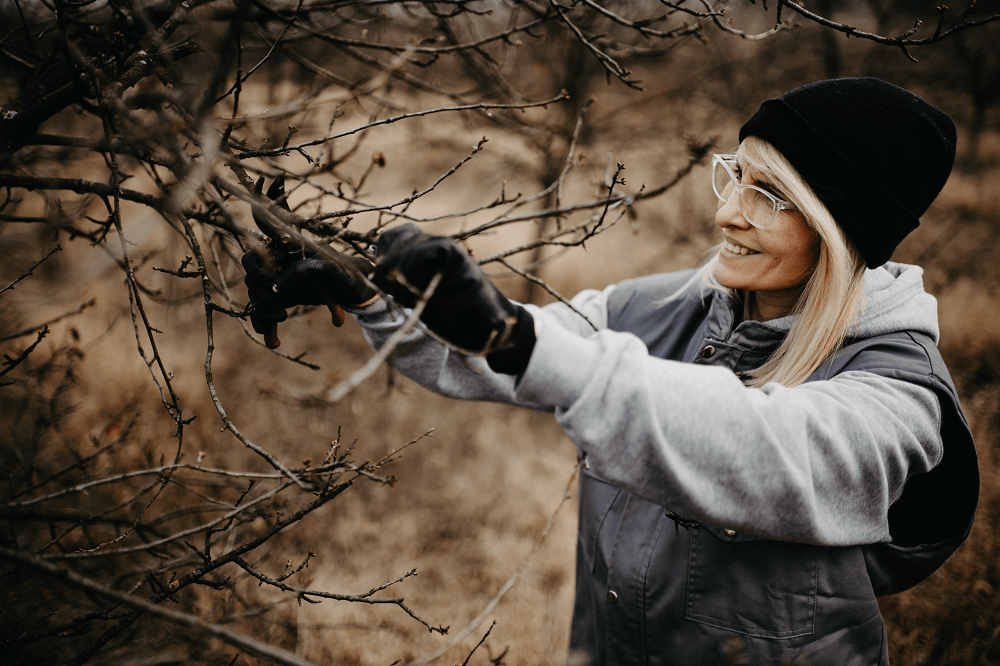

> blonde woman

[{"left": 244, "top": 78, "right": 979, "bottom": 665}]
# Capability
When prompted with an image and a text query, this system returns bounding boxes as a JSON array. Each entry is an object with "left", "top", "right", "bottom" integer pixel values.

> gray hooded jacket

[{"left": 351, "top": 262, "right": 977, "bottom": 665}]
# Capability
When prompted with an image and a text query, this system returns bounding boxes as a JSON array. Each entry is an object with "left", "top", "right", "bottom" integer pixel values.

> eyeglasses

[{"left": 711, "top": 154, "right": 797, "bottom": 230}]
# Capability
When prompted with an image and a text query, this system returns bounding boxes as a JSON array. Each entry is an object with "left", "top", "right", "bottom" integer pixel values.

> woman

[{"left": 244, "top": 78, "right": 979, "bottom": 665}]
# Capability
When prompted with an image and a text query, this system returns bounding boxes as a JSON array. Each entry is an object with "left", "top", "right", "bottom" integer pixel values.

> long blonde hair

[{"left": 711, "top": 136, "right": 868, "bottom": 388}]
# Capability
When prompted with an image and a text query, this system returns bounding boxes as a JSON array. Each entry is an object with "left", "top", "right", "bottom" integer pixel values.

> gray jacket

[{"left": 351, "top": 262, "right": 977, "bottom": 665}]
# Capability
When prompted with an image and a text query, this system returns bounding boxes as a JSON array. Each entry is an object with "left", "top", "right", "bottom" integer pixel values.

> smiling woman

[
  {"left": 712, "top": 146, "right": 822, "bottom": 320},
  {"left": 707, "top": 135, "right": 867, "bottom": 388},
  {"left": 242, "top": 78, "right": 980, "bottom": 666}
]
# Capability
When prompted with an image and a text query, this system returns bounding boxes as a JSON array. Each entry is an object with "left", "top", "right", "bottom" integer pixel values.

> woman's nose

[{"left": 716, "top": 190, "right": 750, "bottom": 229}]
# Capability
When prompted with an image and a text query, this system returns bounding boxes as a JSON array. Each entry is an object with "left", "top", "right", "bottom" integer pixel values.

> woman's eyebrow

[
  {"left": 742, "top": 163, "right": 781, "bottom": 192},
  {"left": 735, "top": 157, "right": 785, "bottom": 194}
]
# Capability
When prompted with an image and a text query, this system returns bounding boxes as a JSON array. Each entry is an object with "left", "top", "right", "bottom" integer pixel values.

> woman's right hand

[{"left": 241, "top": 245, "right": 376, "bottom": 345}]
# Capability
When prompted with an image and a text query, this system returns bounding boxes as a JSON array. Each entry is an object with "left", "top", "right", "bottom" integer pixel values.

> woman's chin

[{"left": 712, "top": 261, "right": 746, "bottom": 291}]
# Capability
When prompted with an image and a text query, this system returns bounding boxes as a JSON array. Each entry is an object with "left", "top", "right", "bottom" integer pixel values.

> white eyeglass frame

[{"left": 711, "top": 153, "right": 797, "bottom": 230}]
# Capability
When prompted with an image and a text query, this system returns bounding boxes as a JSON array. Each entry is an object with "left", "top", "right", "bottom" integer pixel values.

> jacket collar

[{"left": 700, "top": 274, "right": 792, "bottom": 356}]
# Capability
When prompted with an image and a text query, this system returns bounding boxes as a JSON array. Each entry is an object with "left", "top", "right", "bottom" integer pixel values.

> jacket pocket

[{"left": 686, "top": 527, "right": 818, "bottom": 639}]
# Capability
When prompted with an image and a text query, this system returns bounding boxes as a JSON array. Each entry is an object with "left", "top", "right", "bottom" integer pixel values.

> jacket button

[
  {"left": 701, "top": 345, "right": 716, "bottom": 358},
  {"left": 724, "top": 528, "right": 738, "bottom": 537},
  {"left": 607, "top": 590, "right": 619, "bottom": 605}
]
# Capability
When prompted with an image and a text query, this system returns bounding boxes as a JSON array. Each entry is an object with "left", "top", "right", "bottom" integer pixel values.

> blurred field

[{"left": 4, "top": 4, "right": 1000, "bottom": 665}]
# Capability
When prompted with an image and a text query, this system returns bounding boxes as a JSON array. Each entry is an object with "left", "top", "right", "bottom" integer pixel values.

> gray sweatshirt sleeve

[
  {"left": 349, "top": 287, "right": 612, "bottom": 406},
  {"left": 515, "top": 312, "right": 944, "bottom": 547}
]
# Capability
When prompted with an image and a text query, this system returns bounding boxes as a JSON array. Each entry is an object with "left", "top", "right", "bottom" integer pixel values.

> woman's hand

[
  {"left": 243, "top": 241, "right": 378, "bottom": 322},
  {"left": 242, "top": 247, "right": 376, "bottom": 330},
  {"left": 242, "top": 176, "right": 378, "bottom": 348},
  {"left": 372, "top": 223, "right": 536, "bottom": 374}
]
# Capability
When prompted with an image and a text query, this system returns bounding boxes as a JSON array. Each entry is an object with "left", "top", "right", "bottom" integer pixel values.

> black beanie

[{"left": 739, "top": 77, "right": 956, "bottom": 268}]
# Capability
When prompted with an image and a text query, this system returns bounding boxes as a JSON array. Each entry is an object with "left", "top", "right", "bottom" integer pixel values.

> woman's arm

[
  {"left": 516, "top": 314, "right": 944, "bottom": 547},
  {"left": 348, "top": 286, "right": 612, "bottom": 406}
]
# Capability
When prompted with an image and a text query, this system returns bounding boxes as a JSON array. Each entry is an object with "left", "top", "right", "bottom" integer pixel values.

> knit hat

[{"left": 739, "top": 77, "right": 956, "bottom": 267}]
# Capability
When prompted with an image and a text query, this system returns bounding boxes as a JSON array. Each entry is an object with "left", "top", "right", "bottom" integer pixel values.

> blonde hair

[{"left": 711, "top": 136, "right": 868, "bottom": 388}]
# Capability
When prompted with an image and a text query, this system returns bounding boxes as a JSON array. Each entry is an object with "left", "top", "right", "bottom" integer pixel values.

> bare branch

[
  {"left": 234, "top": 94, "right": 568, "bottom": 161},
  {"left": 549, "top": 0, "right": 643, "bottom": 90},
  {"left": 702, "top": 0, "right": 794, "bottom": 41},
  {"left": 0, "top": 299, "right": 95, "bottom": 342},
  {"left": 326, "top": 273, "right": 443, "bottom": 402},
  {"left": 495, "top": 258, "right": 597, "bottom": 331},
  {"left": 0, "top": 244, "right": 61, "bottom": 295},
  {"left": 0, "top": 546, "right": 323, "bottom": 666},
  {"left": 408, "top": 458, "right": 583, "bottom": 666},
  {"left": 233, "top": 558, "right": 447, "bottom": 633},
  {"left": 0, "top": 326, "right": 50, "bottom": 382},
  {"left": 461, "top": 620, "right": 497, "bottom": 666},
  {"left": 777, "top": 0, "right": 1000, "bottom": 59},
  {"left": 180, "top": 213, "right": 311, "bottom": 490}
]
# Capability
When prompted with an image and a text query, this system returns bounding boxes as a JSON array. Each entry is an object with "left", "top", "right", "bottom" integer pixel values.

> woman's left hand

[{"left": 372, "top": 223, "right": 536, "bottom": 374}]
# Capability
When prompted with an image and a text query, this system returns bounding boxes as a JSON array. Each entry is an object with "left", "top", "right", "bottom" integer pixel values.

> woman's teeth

[{"left": 724, "top": 242, "right": 758, "bottom": 256}]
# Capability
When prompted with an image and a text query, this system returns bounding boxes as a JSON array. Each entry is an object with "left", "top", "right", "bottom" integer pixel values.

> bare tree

[{"left": 2, "top": 1, "right": 998, "bottom": 664}]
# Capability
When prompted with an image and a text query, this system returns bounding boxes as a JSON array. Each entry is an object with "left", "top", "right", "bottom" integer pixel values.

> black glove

[
  {"left": 371, "top": 223, "right": 536, "bottom": 375},
  {"left": 242, "top": 248, "right": 376, "bottom": 328}
]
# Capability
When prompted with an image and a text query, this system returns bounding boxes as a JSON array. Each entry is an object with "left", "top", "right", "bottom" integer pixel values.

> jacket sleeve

[
  {"left": 347, "top": 287, "right": 613, "bottom": 406},
  {"left": 515, "top": 312, "right": 944, "bottom": 547}
]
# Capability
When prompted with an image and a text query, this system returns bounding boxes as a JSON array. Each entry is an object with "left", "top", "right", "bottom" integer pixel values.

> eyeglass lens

[
  {"left": 713, "top": 159, "right": 776, "bottom": 228},
  {"left": 712, "top": 159, "right": 735, "bottom": 201}
]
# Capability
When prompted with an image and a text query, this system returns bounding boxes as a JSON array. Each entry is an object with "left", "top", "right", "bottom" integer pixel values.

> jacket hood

[
  {"left": 697, "top": 261, "right": 938, "bottom": 344},
  {"left": 855, "top": 262, "right": 939, "bottom": 344}
]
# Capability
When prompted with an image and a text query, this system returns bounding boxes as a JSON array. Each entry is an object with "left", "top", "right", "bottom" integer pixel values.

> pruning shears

[{"left": 250, "top": 175, "right": 350, "bottom": 349}]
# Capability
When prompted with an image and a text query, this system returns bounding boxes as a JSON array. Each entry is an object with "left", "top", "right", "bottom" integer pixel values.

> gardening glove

[
  {"left": 242, "top": 248, "right": 376, "bottom": 322},
  {"left": 371, "top": 223, "right": 536, "bottom": 375},
  {"left": 243, "top": 177, "right": 376, "bottom": 348}
]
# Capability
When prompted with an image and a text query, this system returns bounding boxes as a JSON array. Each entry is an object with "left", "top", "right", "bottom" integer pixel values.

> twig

[
  {"left": 234, "top": 95, "right": 567, "bottom": 160},
  {"left": 495, "top": 258, "right": 596, "bottom": 331},
  {"left": 325, "top": 273, "right": 443, "bottom": 402},
  {"left": 0, "top": 326, "right": 50, "bottom": 380},
  {"left": 233, "top": 558, "right": 447, "bottom": 633},
  {"left": 42, "top": 475, "right": 165, "bottom": 555},
  {"left": 274, "top": 6, "right": 554, "bottom": 58},
  {"left": 64, "top": 478, "right": 355, "bottom": 663},
  {"left": 179, "top": 214, "right": 311, "bottom": 490},
  {"left": 0, "top": 245, "right": 61, "bottom": 295},
  {"left": 38, "top": 479, "right": 293, "bottom": 561},
  {"left": 458, "top": 141, "right": 710, "bottom": 243},
  {"left": 0, "top": 546, "right": 322, "bottom": 666},
  {"left": 407, "top": 458, "right": 583, "bottom": 665},
  {"left": 0, "top": 174, "right": 261, "bottom": 240},
  {"left": 555, "top": 97, "right": 595, "bottom": 211},
  {"left": 0, "top": 300, "right": 95, "bottom": 342},
  {"left": 5, "top": 459, "right": 349, "bottom": 509},
  {"left": 776, "top": 0, "right": 1000, "bottom": 61},
  {"left": 215, "top": 0, "right": 304, "bottom": 103},
  {"left": 702, "top": 0, "right": 793, "bottom": 41},
  {"left": 549, "top": 0, "right": 643, "bottom": 89},
  {"left": 461, "top": 621, "right": 497, "bottom": 666}
]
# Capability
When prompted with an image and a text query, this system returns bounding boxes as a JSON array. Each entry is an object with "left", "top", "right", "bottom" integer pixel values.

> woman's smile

[{"left": 722, "top": 238, "right": 760, "bottom": 256}]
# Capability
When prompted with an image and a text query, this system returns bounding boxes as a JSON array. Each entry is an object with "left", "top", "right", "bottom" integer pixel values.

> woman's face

[{"left": 712, "top": 157, "right": 820, "bottom": 320}]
